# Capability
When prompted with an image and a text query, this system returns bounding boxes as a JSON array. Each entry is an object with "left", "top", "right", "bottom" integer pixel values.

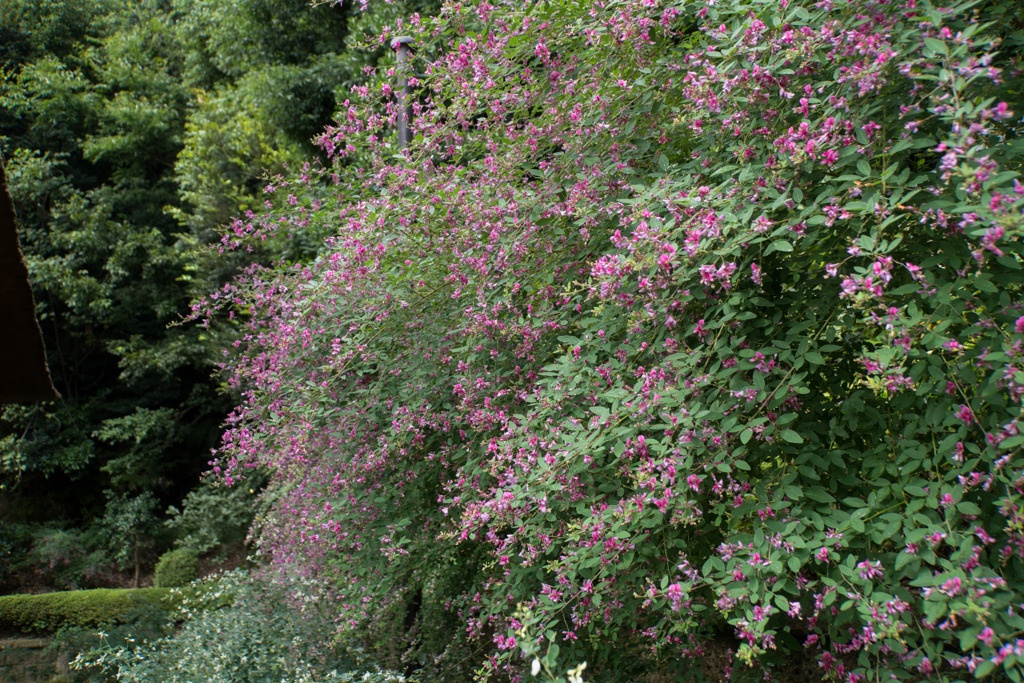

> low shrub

[
  {"left": 152, "top": 548, "right": 198, "bottom": 588},
  {"left": 48, "top": 608, "right": 173, "bottom": 683},
  {"left": 0, "top": 587, "right": 172, "bottom": 634},
  {"left": 73, "top": 569, "right": 402, "bottom": 683}
]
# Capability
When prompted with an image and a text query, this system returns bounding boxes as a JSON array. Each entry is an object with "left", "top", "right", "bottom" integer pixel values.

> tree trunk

[{"left": 133, "top": 533, "right": 139, "bottom": 588}]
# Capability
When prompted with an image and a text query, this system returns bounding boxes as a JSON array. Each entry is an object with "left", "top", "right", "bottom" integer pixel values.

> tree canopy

[{"left": 0, "top": 0, "right": 427, "bottom": 522}]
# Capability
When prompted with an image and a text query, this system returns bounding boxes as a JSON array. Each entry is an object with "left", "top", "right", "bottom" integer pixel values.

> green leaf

[
  {"left": 894, "top": 551, "right": 918, "bottom": 572},
  {"left": 780, "top": 430, "right": 803, "bottom": 444},
  {"left": 923, "top": 37, "right": 948, "bottom": 55},
  {"left": 973, "top": 659, "right": 996, "bottom": 678},
  {"left": 805, "top": 351, "right": 825, "bottom": 366},
  {"left": 957, "top": 501, "right": 982, "bottom": 516},
  {"left": 804, "top": 487, "right": 835, "bottom": 503}
]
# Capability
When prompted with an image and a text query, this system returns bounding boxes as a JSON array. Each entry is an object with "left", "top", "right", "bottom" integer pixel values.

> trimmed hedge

[{"left": 0, "top": 587, "right": 172, "bottom": 634}]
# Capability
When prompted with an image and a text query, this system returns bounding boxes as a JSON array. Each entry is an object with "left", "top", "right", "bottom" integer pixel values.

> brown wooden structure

[{"left": 0, "top": 160, "right": 59, "bottom": 403}]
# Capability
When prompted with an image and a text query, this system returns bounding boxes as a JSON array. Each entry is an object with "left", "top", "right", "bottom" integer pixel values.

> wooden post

[
  {"left": 391, "top": 37, "right": 414, "bottom": 151},
  {"left": 390, "top": 37, "right": 422, "bottom": 676}
]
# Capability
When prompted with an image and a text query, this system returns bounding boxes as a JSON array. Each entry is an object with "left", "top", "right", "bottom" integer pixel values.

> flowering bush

[{"left": 199, "top": 0, "right": 1024, "bottom": 679}]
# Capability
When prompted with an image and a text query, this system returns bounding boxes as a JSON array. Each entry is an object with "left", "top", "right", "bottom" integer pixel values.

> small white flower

[
  {"left": 567, "top": 661, "right": 588, "bottom": 683},
  {"left": 531, "top": 658, "right": 541, "bottom": 676}
]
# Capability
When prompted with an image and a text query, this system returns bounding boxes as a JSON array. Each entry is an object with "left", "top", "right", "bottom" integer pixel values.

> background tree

[
  {"left": 0, "top": 0, "right": 221, "bottom": 522},
  {"left": 0, "top": 0, "right": 438, "bottom": 582},
  {"left": 99, "top": 491, "right": 160, "bottom": 588}
]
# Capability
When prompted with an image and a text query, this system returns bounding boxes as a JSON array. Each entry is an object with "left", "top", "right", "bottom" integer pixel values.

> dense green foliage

[
  {"left": 74, "top": 570, "right": 406, "bottom": 683},
  {"left": 1, "top": 0, "right": 228, "bottom": 521},
  {"left": 0, "top": 587, "right": 170, "bottom": 634},
  {"left": 201, "top": 0, "right": 1024, "bottom": 680},
  {"left": 5, "top": 0, "right": 1024, "bottom": 681},
  {"left": 163, "top": 473, "right": 261, "bottom": 554},
  {"left": 152, "top": 547, "right": 198, "bottom": 588},
  {"left": 0, "top": 0, "right": 437, "bottom": 585}
]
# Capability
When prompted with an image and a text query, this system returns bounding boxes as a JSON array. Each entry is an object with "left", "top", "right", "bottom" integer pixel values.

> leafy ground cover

[{"left": 72, "top": 569, "right": 406, "bottom": 683}]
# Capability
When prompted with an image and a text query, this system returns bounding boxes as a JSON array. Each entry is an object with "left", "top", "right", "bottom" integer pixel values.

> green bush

[
  {"left": 49, "top": 606, "right": 173, "bottom": 683},
  {"left": 152, "top": 548, "right": 198, "bottom": 588},
  {"left": 165, "top": 474, "right": 262, "bottom": 555},
  {"left": 0, "top": 587, "right": 171, "bottom": 634},
  {"left": 0, "top": 521, "right": 35, "bottom": 585},
  {"left": 73, "top": 569, "right": 404, "bottom": 683},
  {"left": 30, "top": 528, "right": 111, "bottom": 590}
]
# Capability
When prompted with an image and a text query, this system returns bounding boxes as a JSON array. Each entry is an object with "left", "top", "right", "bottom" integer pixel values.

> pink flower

[{"left": 857, "top": 560, "right": 882, "bottom": 581}]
